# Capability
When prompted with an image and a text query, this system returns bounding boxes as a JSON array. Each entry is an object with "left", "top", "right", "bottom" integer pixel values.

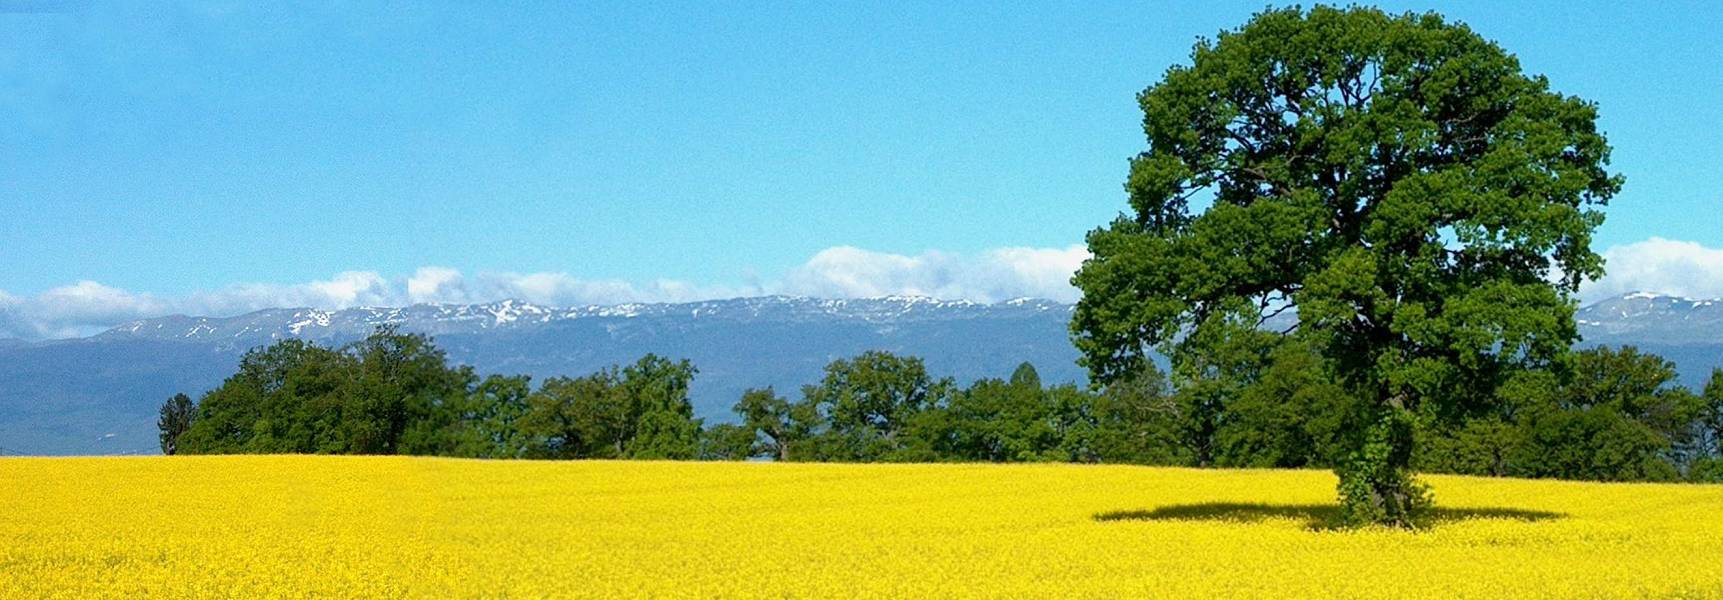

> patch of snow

[
  {"left": 488, "top": 300, "right": 520, "bottom": 325},
  {"left": 287, "top": 310, "right": 333, "bottom": 335}
]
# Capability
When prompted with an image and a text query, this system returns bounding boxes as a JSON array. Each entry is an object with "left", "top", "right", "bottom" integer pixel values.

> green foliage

[
  {"left": 698, "top": 424, "right": 756, "bottom": 461},
  {"left": 177, "top": 329, "right": 702, "bottom": 461},
  {"left": 1214, "top": 342, "right": 1355, "bottom": 469},
  {"left": 1414, "top": 417, "right": 1517, "bottom": 477},
  {"left": 1511, "top": 407, "right": 1676, "bottom": 481},
  {"left": 157, "top": 393, "right": 195, "bottom": 455},
  {"left": 343, "top": 326, "right": 473, "bottom": 454},
  {"left": 1515, "top": 347, "right": 1701, "bottom": 480},
  {"left": 474, "top": 374, "right": 535, "bottom": 458},
  {"left": 798, "top": 351, "right": 952, "bottom": 462},
  {"left": 1415, "top": 347, "right": 1712, "bottom": 482},
  {"left": 178, "top": 339, "right": 357, "bottom": 454},
  {"left": 733, "top": 387, "right": 809, "bottom": 460},
  {"left": 619, "top": 356, "right": 702, "bottom": 460},
  {"left": 515, "top": 356, "right": 703, "bottom": 460},
  {"left": 1338, "top": 411, "right": 1432, "bottom": 527},
  {"left": 1071, "top": 6, "right": 1619, "bottom": 525},
  {"left": 1703, "top": 370, "right": 1723, "bottom": 460},
  {"left": 429, "top": 374, "right": 533, "bottom": 459},
  {"left": 521, "top": 371, "right": 620, "bottom": 458},
  {"left": 1691, "top": 457, "right": 1723, "bottom": 483},
  {"left": 167, "top": 331, "right": 1723, "bottom": 486},
  {"left": 1085, "top": 364, "right": 1186, "bottom": 465},
  {"left": 938, "top": 363, "right": 1090, "bottom": 462}
]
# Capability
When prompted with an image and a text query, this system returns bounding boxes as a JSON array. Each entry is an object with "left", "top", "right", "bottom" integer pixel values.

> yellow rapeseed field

[{"left": 2, "top": 456, "right": 1721, "bottom": 598}]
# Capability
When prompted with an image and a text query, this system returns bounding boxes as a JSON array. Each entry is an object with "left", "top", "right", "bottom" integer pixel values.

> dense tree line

[
  {"left": 163, "top": 328, "right": 1723, "bottom": 484},
  {"left": 1418, "top": 347, "right": 1723, "bottom": 482},
  {"left": 171, "top": 327, "right": 706, "bottom": 460},
  {"left": 721, "top": 344, "right": 1723, "bottom": 483}
]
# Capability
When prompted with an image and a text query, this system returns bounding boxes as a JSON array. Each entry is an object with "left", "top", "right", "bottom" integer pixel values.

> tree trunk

[{"left": 1337, "top": 403, "right": 1428, "bottom": 527}]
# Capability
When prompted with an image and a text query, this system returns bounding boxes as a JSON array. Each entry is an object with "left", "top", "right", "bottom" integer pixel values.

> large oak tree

[{"left": 1071, "top": 7, "right": 1618, "bottom": 525}]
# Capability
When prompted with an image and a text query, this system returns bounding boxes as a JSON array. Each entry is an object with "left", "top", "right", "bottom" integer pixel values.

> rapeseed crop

[{"left": 2, "top": 456, "right": 1720, "bottom": 598}]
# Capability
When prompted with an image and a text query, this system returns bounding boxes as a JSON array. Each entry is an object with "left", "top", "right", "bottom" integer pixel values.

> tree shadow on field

[{"left": 1093, "top": 502, "right": 1565, "bottom": 531}]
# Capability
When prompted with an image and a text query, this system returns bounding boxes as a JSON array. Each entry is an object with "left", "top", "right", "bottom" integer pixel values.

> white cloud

[
  {"left": 780, "top": 245, "right": 1088, "bottom": 303},
  {"left": 783, "top": 247, "right": 934, "bottom": 298},
  {"left": 308, "top": 271, "right": 392, "bottom": 306},
  {"left": 21, "top": 282, "right": 171, "bottom": 339},
  {"left": 978, "top": 245, "right": 1091, "bottom": 301},
  {"left": 1583, "top": 237, "right": 1723, "bottom": 301},
  {"left": 0, "top": 244, "right": 1092, "bottom": 340},
  {"left": 467, "top": 272, "right": 756, "bottom": 306},
  {"left": 407, "top": 267, "right": 466, "bottom": 305}
]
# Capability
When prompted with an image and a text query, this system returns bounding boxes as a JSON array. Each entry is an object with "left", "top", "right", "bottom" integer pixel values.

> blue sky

[{"left": 2, "top": 1, "right": 1721, "bottom": 337}]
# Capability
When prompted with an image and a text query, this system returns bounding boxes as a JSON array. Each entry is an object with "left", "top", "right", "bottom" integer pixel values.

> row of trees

[
  {"left": 161, "top": 327, "right": 1723, "bottom": 484},
  {"left": 164, "top": 327, "right": 706, "bottom": 460},
  {"left": 728, "top": 342, "right": 1723, "bottom": 482},
  {"left": 158, "top": 327, "right": 1185, "bottom": 464},
  {"left": 721, "top": 351, "right": 1172, "bottom": 464}
]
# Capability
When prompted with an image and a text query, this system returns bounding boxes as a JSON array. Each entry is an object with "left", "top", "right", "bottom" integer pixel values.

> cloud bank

[
  {"left": 4, "top": 238, "right": 1717, "bottom": 340},
  {"left": 780, "top": 245, "right": 1088, "bottom": 303},
  {"left": 1580, "top": 237, "right": 1723, "bottom": 302},
  {"left": 0, "top": 245, "right": 1090, "bottom": 340}
]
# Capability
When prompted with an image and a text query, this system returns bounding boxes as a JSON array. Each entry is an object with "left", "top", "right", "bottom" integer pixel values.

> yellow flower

[{"left": 1, "top": 456, "right": 1719, "bottom": 599}]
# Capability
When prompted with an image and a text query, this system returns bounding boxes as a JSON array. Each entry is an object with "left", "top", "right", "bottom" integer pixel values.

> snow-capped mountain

[
  {"left": 1575, "top": 292, "right": 1723, "bottom": 343},
  {"left": 96, "top": 296, "right": 1070, "bottom": 349}
]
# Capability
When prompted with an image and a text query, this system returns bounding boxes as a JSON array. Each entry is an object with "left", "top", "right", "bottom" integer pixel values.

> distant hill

[
  {"left": 1572, "top": 292, "right": 1723, "bottom": 390},
  {"left": 4, "top": 292, "right": 1720, "bottom": 456},
  {"left": 0, "top": 296, "right": 1083, "bottom": 455},
  {"left": 1576, "top": 292, "right": 1723, "bottom": 344}
]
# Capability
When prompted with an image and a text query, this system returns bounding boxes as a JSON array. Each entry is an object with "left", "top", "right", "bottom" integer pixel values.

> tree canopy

[{"left": 1071, "top": 6, "right": 1619, "bottom": 525}]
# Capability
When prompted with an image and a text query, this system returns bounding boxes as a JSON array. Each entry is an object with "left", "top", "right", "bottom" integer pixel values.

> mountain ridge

[
  {"left": 79, "top": 289, "right": 1722, "bottom": 345},
  {"left": 90, "top": 295, "right": 1072, "bottom": 348},
  {"left": 1575, "top": 291, "right": 1723, "bottom": 343}
]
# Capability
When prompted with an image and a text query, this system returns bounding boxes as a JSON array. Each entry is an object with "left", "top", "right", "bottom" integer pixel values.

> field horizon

[{"left": 4, "top": 456, "right": 1720, "bottom": 598}]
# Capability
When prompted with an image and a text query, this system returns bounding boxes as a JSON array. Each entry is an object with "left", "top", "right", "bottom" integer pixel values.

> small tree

[
  {"left": 157, "top": 393, "right": 195, "bottom": 455},
  {"left": 1701, "top": 370, "right": 1723, "bottom": 460},
  {"left": 1072, "top": 7, "right": 1618, "bottom": 525},
  {"left": 698, "top": 424, "right": 757, "bottom": 461},
  {"left": 521, "top": 371, "right": 621, "bottom": 459},
  {"left": 801, "top": 351, "right": 951, "bottom": 462},
  {"left": 620, "top": 355, "right": 702, "bottom": 460},
  {"left": 1509, "top": 347, "right": 1704, "bottom": 481},
  {"left": 941, "top": 363, "right": 1075, "bottom": 462},
  {"left": 1086, "top": 364, "right": 1185, "bottom": 465},
  {"left": 1694, "top": 371, "right": 1723, "bottom": 480},
  {"left": 734, "top": 387, "right": 809, "bottom": 461}
]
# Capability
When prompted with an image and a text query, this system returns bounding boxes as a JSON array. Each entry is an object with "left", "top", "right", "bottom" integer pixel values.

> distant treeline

[{"left": 161, "top": 327, "right": 1723, "bottom": 483}]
